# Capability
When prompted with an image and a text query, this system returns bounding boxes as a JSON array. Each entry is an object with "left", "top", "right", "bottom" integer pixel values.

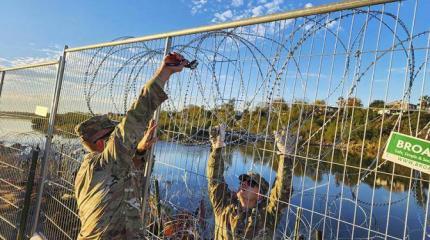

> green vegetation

[
  {"left": 419, "top": 95, "right": 430, "bottom": 109},
  {"left": 21, "top": 97, "right": 430, "bottom": 156},
  {"left": 158, "top": 98, "right": 430, "bottom": 156},
  {"left": 31, "top": 112, "right": 93, "bottom": 138}
]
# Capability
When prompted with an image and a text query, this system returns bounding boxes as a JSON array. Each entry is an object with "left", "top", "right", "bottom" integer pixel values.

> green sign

[{"left": 382, "top": 132, "right": 430, "bottom": 174}]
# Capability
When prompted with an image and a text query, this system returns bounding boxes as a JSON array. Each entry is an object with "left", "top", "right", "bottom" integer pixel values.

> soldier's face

[
  {"left": 81, "top": 129, "right": 111, "bottom": 153},
  {"left": 237, "top": 180, "right": 260, "bottom": 205},
  {"left": 81, "top": 139, "right": 104, "bottom": 153}
]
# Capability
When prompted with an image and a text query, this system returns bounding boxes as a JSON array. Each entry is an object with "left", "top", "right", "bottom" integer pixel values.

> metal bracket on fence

[
  {"left": 141, "top": 36, "right": 172, "bottom": 236},
  {"left": 31, "top": 46, "right": 68, "bottom": 235},
  {"left": 17, "top": 146, "right": 40, "bottom": 240}
]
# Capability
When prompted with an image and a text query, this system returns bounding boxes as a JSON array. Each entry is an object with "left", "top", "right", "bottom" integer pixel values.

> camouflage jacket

[
  {"left": 74, "top": 76, "right": 167, "bottom": 240},
  {"left": 207, "top": 148, "right": 292, "bottom": 240}
]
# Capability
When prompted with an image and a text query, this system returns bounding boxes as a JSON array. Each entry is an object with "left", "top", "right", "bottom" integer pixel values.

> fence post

[
  {"left": 294, "top": 207, "right": 302, "bottom": 240},
  {"left": 17, "top": 147, "right": 40, "bottom": 240},
  {"left": 154, "top": 179, "right": 162, "bottom": 235},
  {"left": 58, "top": 144, "right": 64, "bottom": 178},
  {"left": 31, "top": 46, "right": 68, "bottom": 235},
  {"left": 0, "top": 71, "right": 5, "bottom": 98},
  {"left": 141, "top": 36, "right": 172, "bottom": 235},
  {"left": 312, "top": 230, "right": 323, "bottom": 240}
]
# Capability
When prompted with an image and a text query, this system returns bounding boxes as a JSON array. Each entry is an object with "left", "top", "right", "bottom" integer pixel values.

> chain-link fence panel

[
  {"left": 0, "top": 62, "right": 58, "bottom": 239},
  {"left": 2, "top": 0, "right": 429, "bottom": 239},
  {"left": 146, "top": 0, "right": 430, "bottom": 239},
  {"left": 34, "top": 39, "right": 168, "bottom": 240}
]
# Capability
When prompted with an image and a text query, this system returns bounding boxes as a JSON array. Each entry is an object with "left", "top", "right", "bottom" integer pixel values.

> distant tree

[
  {"left": 337, "top": 97, "right": 346, "bottom": 107},
  {"left": 314, "top": 99, "right": 326, "bottom": 106},
  {"left": 369, "top": 100, "right": 385, "bottom": 108},
  {"left": 346, "top": 97, "right": 362, "bottom": 107},
  {"left": 292, "top": 99, "right": 308, "bottom": 105},
  {"left": 336, "top": 97, "right": 363, "bottom": 109},
  {"left": 419, "top": 95, "right": 430, "bottom": 109},
  {"left": 271, "top": 98, "right": 289, "bottom": 112},
  {"left": 216, "top": 99, "right": 235, "bottom": 113}
]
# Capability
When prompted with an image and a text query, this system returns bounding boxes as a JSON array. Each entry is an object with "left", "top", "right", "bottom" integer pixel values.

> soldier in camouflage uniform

[
  {"left": 74, "top": 53, "right": 188, "bottom": 240},
  {"left": 207, "top": 124, "right": 295, "bottom": 239}
]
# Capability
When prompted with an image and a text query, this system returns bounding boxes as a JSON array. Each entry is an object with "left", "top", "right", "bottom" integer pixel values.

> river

[
  {"left": 152, "top": 141, "right": 428, "bottom": 239},
  {"left": 0, "top": 117, "right": 427, "bottom": 239}
]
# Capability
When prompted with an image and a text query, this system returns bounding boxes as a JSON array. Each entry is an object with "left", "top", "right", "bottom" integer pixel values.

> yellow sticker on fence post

[
  {"left": 382, "top": 132, "right": 430, "bottom": 174},
  {"left": 35, "top": 106, "right": 48, "bottom": 117}
]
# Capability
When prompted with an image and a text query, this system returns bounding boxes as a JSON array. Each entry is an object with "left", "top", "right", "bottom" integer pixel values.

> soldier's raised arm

[
  {"left": 101, "top": 53, "right": 188, "bottom": 169},
  {"left": 207, "top": 124, "right": 232, "bottom": 213},
  {"left": 266, "top": 129, "right": 295, "bottom": 226}
]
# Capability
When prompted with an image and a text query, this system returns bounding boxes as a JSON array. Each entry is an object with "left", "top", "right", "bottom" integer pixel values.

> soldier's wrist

[
  {"left": 146, "top": 72, "right": 168, "bottom": 90},
  {"left": 155, "top": 69, "right": 172, "bottom": 86},
  {"left": 135, "top": 149, "right": 147, "bottom": 157}
]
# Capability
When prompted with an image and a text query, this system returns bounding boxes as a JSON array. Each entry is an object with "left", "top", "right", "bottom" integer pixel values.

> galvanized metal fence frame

[
  {"left": 31, "top": 50, "right": 68, "bottom": 236},
  {"left": 2, "top": 0, "right": 430, "bottom": 239},
  {"left": 0, "top": 60, "right": 59, "bottom": 239}
]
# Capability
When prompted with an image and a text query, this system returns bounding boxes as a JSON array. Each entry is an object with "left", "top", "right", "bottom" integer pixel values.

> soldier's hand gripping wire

[
  {"left": 274, "top": 126, "right": 297, "bottom": 157},
  {"left": 164, "top": 52, "right": 198, "bottom": 70},
  {"left": 74, "top": 52, "right": 186, "bottom": 240}
]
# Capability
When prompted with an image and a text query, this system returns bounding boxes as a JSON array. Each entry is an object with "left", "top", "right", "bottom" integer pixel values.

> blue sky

[
  {"left": 0, "top": 0, "right": 429, "bottom": 110},
  {"left": 0, "top": 0, "right": 336, "bottom": 67}
]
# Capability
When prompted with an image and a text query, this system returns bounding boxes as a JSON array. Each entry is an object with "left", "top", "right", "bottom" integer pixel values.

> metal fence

[
  {"left": 0, "top": 62, "right": 59, "bottom": 239},
  {"left": 1, "top": 0, "right": 430, "bottom": 239}
]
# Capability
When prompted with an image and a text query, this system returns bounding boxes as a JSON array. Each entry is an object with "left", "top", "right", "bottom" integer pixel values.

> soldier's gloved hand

[
  {"left": 274, "top": 127, "right": 297, "bottom": 156},
  {"left": 161, "top": 52, "right": 188, "bottom": 74},
  {"left": 156, "top": 52, "right": 188, "bottom": 86},
  {"left": 210, "top": 124, "right": 226, "bottom": 149}
]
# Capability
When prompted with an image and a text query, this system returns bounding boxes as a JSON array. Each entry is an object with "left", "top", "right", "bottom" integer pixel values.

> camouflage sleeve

[
  {"left": 101, "top": 76, "right": 167, "bottom": 174},
  {"left": 207, "top": 147, "right": 232, "bottom": 214},
  {"left": 265, "top": 154, "right": 293, "bottom": 226}
]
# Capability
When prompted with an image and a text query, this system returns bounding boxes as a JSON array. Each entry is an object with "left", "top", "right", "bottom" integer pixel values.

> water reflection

[
  {"left": 1, "top": 117, "right": 428, "bottom": 238},
  {"left": 0, "top": 117, "right": 46, "bottom": 146},
  {"left": 153, "top": 141, "right": 429, "bottom": 239}
]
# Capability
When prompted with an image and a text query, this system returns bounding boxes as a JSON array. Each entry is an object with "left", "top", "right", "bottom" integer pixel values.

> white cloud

[
  {"left": 251, "top": 6, "right": 265, "bottom": 17},
  {"left": 0, "top": 45, "right": 61, "bottom": 68},
  {"left": 189, "top": 0, "right": 308, "bottom": 31},
  {"left": 304, "top": 23, "right": 314, "bottom": 31},
  {"left": 190, "top": 0, "right": 297, "bottom": 22},
  {"left": 0, "top": 56, "right": 56, "bottom": 68},
  {"left": 303, "top": 18, "right": 338, "bottom": 32},
  {"left": 232, "top": 0, "right": 243, "bottom": 7},
  {"left": 304, "top": 3, "right": 313, "bottom": 8},
  {"left": 250, "top": 25, "right": 267, "bottom": 37},
  {"left": 39, "top": 47, "right": 62, "bottom": 56},
  {"left": 191, "top": 0, "right": 208, "bottom": 15},
  {"left": 212, "top": 10, "right": 234, "bottom": 22},
  {"left": 244, "top": 18, "right": 293, "bottom": 37},
  {"left": 325, "top": 19, "right": 338, "bottom": 29},
  {"left": 280, "top": 19, "right": 294, "bottom": 29},
  {"left": 391, "top": 67, "right": 407, "bottom": 73},
  {"left": 264, "top": 0, "right": 284, "bottom": 14}
]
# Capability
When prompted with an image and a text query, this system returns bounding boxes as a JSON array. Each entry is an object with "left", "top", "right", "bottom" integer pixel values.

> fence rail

[{"left": 1, "top": 0, "right": 430, "bottom": 239}]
